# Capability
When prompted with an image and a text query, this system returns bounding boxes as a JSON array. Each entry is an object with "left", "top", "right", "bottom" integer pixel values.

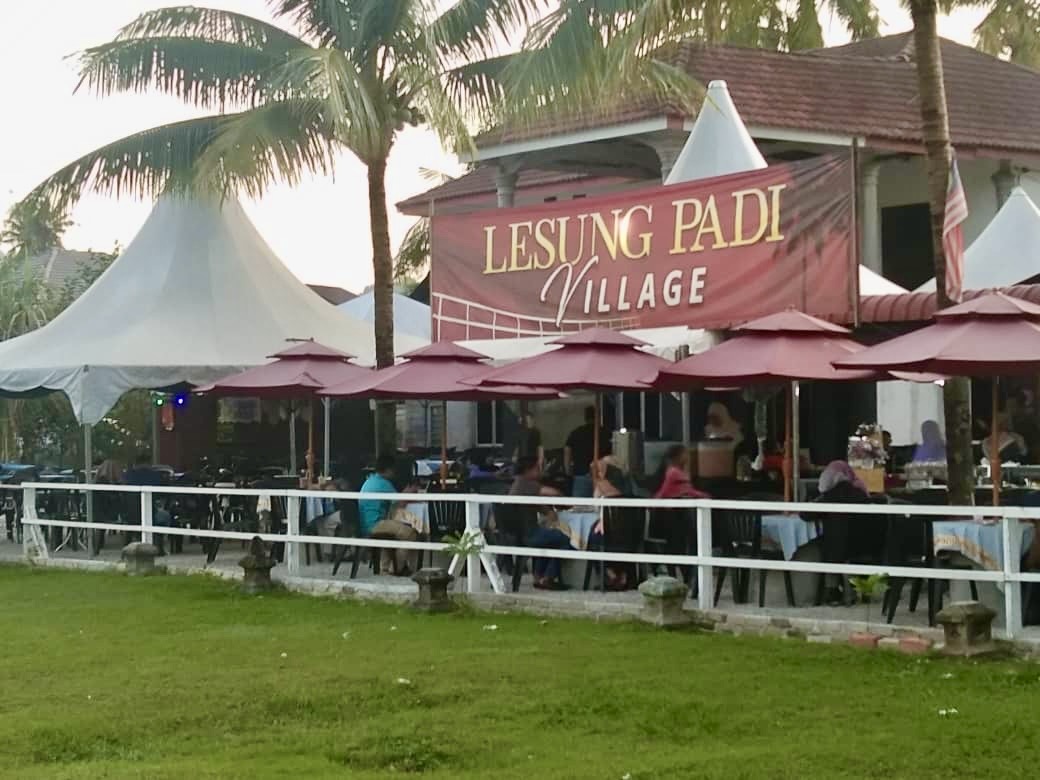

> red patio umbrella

[
  {"left": 199, "top": 340, "right": 371, "bottom": 483},
  {"left": 466, "top": 329, "right": 673, "bottom": 471},
  {"left": 645, "top": 310, "right": 890, "bottom": 500},
  {"left": 835, "top": 292, "right": 1040, "bottom": 505},
  {"left": 321, "top": 341, "right": 560, "bottom": 484}
]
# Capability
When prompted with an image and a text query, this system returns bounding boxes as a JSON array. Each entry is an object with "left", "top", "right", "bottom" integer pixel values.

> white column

[
  {"left": 286, "top": 496, "right": 302, "bottom": 575},
  {"left": 1002, "top": 516, "right": 1023, "bottom": 638},
  {"left": 696, "top": 506, "right": 713, "bottom": 610},
  {"left": 861, "top": 161, "right": 882, "bottom": 274},
  {"left": 495, "top": 167, "right": 518, "bottom": 208},
  {"left": 464, "top": 501, "right": 482, "bottom": 593},
  {"left": 140, "top": 491, "right": 154, "bottom": 545},
  {"left": 992, "top": 159, "right": 1017, "bottom": 208}
]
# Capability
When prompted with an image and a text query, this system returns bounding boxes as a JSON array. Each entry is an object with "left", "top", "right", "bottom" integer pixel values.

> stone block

[
  {"left": 848, "top": 632, "right": 880, "bottom": 649},
  {"left": 877, "top": 637, "right": 901, "bottom": 652},
  {"left": 238, "top": 536, "right": 276, "bottom": 594},
  {"left": 898, "top": 636, "right": 933, "bottom": 655},
  {"left": 411, "top": 568, "right": 455, "bottom": 613},
  {"left": 637, "top": 576, "right": 691, "bottom": 628},
  {"left": 122, "top": 542, "right": 161, "bottom": 576},
  {"left": 936, "top": 601, "right": 997, "bottom": 657}
]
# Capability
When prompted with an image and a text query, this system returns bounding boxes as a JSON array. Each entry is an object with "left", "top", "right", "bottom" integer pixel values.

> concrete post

[{"left": 860, "top": 161, "right": 883, "bottom": 273}]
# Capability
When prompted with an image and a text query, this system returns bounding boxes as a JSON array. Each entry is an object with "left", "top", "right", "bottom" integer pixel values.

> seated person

[
  {"left": 815, "top": 460, "right": 872, "bottom": 604},
  {"left": 653, "top": 445, "right": 710, "bottom": 499},
  {"left": 509, "top": 455, "right": 572, "bottom": 590},
  {"left": 911, "top": 420, "right": 946, "bottom": 463},
  {"left": 984, "top": 413, "right": 1028, "bottom": 463},
  {"left": 587, "top": 456, "right": 643, "bottom": 591},
  {"left": 360, "top": 455, "right": 419, "bottom": 575}
]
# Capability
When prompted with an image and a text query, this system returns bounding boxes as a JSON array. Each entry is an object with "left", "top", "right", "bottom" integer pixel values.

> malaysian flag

[{"left": 943, "top": 155, "right": 969, "bottom": 303}]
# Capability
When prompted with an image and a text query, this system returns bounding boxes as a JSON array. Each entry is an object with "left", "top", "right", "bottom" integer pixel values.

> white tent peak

[
  {"left": 0, "top": 194, "right": 424, "bottom": 423},
  {"left": 860, "top": 266, "right": 907, "bottom": 296},
  {"left": 339, "top": 291, "right": 431, "bottom": 342},
  {"left": 916, "top": 186, "right": 1040, "bottom": 293},
  {"left": 664, "top": 79, "right": 767, "bottom": 185}
]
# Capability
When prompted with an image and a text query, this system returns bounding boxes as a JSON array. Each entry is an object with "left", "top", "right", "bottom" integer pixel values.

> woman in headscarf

[
  {"left": 704, "top": 402, "right": 744, "bottom": 447},
  {"left": 912, "top": 420, "right": 946, "bottom": 463},
  {"left": 815, "top": 460, "right": 873, "bottom": 605}
]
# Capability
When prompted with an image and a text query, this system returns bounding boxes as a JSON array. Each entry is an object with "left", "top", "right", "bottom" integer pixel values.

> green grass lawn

[{"left": 0, "top": 565, "right": 1036, "bottom": 779}]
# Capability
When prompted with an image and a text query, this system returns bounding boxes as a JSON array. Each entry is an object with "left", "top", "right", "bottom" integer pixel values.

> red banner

[{"left": 430, "top": 155, "right": 856, "bottom": 340}]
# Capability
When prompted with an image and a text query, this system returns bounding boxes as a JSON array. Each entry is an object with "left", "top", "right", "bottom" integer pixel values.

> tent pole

[
  {"left": 152, "top": 403, "right": 160, "bottom": 464},
  {"left": 84, "top": 423, "right": 94, "bottom": 527},
  {"left": 593, "top": 394, "right": 601, "bottom": 470},
  {"left": 440, "top": 400, "right": 449, "bottom": 487},
  {"left": 792, "top": 381, "right": 801, "bottom": 501},
  {"left": 323, "top": 398, "right": 331, "bottom": 479},
  {"left": 993, "top": 378, "right": 1001, "bottom": 507}
]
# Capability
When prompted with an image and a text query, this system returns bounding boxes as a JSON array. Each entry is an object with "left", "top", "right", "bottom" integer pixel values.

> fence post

[
  {"left": 464, "top": 500, "right": 482, "bottom": 593},
  {"left": 140, "top": 490, "right": 154, "bottom": 545},
  {"left": 286, "top": 496, "right": 302, "bottom": 576},
  {"left": 1002, "top": 515, "right": 1023, "bottom": 639},
  {"left": 21, "top": 486, "right": 49, "bottom": 560},
  {"left": 696, "top": 505, "right": 713, "bottom": 611}
]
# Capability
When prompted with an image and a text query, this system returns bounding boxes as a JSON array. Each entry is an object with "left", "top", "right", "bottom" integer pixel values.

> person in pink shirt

[{"left": 653, "top": 445, "right": 710, "bottom": 499}]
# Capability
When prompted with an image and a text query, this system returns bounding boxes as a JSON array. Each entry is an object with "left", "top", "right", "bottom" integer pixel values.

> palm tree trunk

[
  {"left": 909, "top": 0, "right": 974, "bottom": 506},
  {"left": 367, "top": 156, "right": 397, "bottom": 456}
]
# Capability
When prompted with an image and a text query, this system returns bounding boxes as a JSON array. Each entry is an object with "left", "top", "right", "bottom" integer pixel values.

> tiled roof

[
  {"left": 24, "top": 248, "right": 104, "bottom": 289},
  {"left": 396, "top": 167, "right": 597, "bottom": 212},
  {"left": 307, "top": 284, "right": 356, "bottom": 305},
  {"left": 477, "top": 35, "right": 1040, "bottom": 157}
]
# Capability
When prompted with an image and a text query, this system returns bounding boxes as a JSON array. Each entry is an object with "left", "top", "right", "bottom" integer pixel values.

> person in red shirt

[{"left": 653, "top": 445, "right": 709, "bottom": 499}]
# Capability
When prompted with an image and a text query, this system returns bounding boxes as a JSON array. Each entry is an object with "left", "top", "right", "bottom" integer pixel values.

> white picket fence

[{"left": 15, "top": 482, "right": 1040, "bottom": 638}]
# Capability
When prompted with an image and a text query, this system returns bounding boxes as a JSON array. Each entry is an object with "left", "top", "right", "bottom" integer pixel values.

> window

[
  {"left": 881, "top": 204, "right": 935, "bottom": 290},
  {"left": 476, "top": 401, "right": 506, "bottom": 445}
]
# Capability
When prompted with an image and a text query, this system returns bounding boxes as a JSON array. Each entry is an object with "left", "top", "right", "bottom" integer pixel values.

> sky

[{"left": 0, "top": 1, "right": 987, "bottom": 293}]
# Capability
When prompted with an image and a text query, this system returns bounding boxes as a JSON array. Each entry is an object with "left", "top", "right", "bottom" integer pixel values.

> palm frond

[
  {"left": 270, "top": 0, "right": 362, "bottom": 49},
  {"left": 431, "top": 0, "right": 546, "bottom": 59},
  {"left": 269, "top": 46, "right": 386, "bottom": 160},
  {"left": 394, "top": 217, "right": 431, "bottom": 281},
  {"left": 116, "top": 6, "right": 308, "bottom": 50},
  {"left": 23, "top": 116, "right": 227, "bottom": 212},
  {"left": 975, "top": 0, "right": 1040, "bottom": 68},
  {"left": 786, "top": 0, "right": 825, "bottom": 50},
  {"left": 194, "top": 99, "right": 340, "bottom": 198},
  {"left": 442, "top": 53, "right": 512, "bottom": 125},
  {"left": 78, "top": 37, "right": 296, "bottom": 110},
  {"left": 824, "top": 0, "right": 880, "bottom": 43}
]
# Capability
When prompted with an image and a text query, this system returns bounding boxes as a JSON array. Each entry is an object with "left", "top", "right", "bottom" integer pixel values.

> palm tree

[
  {"left": 0, "top": 198, "right": 72, "bottom": 260},
  {"left": 906, "top": 0, "right": 975, "bottom": 504},
  {"left": 975, "top": 0, "right": 1040, "bottom": 67}
]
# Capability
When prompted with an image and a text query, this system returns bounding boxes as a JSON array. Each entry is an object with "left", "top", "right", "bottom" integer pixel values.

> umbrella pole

[
  {"left": 323, "top": 398, "right": 331, "bottom": 479},
  {"left": 440, "top": 400, "right": 449, "bottom": 488},
  {"left": 289, "top": 406, "right": 298, "bottom": 477},
  {"left": 993, "top": 378, "right": 1001, "bottom": 507},
  {"left": 593, "top": 394, "right": 601, "bottom": 470},
  {"left": 784, "top": 385, "right": 793, "bottom": 502},
  {"left": 792, "top": 381, "right": 801, "bottom": 501},
  {"left": 306, "top": 398, "right": 315, "bottom": 486}
]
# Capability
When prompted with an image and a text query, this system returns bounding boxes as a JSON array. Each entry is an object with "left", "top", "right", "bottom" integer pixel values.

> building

[{"left": 401, "top": 34, "right": 1040, "bottom": 296}]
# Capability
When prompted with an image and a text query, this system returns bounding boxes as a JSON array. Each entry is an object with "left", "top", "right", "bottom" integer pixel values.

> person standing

[
  {"left": 564, "top": 405, "right": 610, "bottom": 496},
  {"left": 514, "top": 411, "right": 544, "bottom": 469}
]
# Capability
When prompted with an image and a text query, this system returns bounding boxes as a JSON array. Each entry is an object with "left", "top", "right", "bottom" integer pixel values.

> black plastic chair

[
  {"left": 882, "top": 505, "right": 942, "bottom": 625},
  {"left": 494, "top": 502, "right": 538, "bottom": 592},
  {"left": 642, "top": 507, "right": 697, "bottom": 596},
  {"left": 713, "top": 508, "right": 795, "bottom": 608},
  {"left": 331, "top": 498, "right": 362, "bottom": 578}
]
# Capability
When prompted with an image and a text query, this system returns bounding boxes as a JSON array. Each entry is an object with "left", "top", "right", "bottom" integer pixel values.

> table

[
  {"left": 415, "top": 460, "right": 455, "bottom": 478},
  {"left": 933, "top": 520, "right": 1034, "bottom": 571},
  {"left": 400, "top": 502, "right": 431, "bottom": 535},
  {"left": 761, "top": 514, "right": 819, "bottom": 560}
]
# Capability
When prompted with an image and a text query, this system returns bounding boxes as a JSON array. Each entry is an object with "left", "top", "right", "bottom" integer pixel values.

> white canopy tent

[
  {"left": 860, "top": 266, "right": 907, "bottom": 296},
  {"left": 339, "top": 291, "right": 431, "bottom": 341},
  {"left": 915, "top": 186, "right": 1040, "bottom": 292},
  {"left": 665, "top": 80, "right": 768, "bottom": 184},
  {"left": 0, "top": 195, "right": 425, "bottom": 424}
]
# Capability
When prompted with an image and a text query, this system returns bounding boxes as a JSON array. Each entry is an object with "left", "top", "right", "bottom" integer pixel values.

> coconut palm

[
  {"left": 22, "top": 1, "right": 699, "bottom": 452},
  {"left": 0, "top": 198, "right": 72, "bottom": 260}
]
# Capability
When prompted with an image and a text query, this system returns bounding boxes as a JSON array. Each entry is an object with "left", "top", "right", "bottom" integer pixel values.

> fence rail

[{"left": 14, "top": 482, "right": 1040, "bottom": 638}]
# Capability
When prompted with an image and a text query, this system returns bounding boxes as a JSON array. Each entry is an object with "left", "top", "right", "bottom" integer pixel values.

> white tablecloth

[
  {"left": 933, "top": 520, "right": 1034, "bottom": 571},
  {"left": 761, "top": 514, "right": 820, "bottom": 560},
  {"left": 400, "top": 502, "right": 431, "bottom": 535},
  {"left": 415, "top": 459, "right": 454, "bottom": 477},
  {"left": 557, "top": 509, "right": 600, "bottom": 551}
]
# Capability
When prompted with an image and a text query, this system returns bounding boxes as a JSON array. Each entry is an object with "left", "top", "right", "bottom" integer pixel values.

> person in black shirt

[
  {"left": 564, "top": 406, "right": 610, "bottom": 496},
  {"left": 514, "top": 412, "right": 543, "bottom": 468}
]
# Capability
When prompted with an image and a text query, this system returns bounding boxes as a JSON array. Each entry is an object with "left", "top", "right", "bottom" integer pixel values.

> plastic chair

[
  {"left": 494, "top": 502, "right": 538, "bottom": 592},
  {"left": 713, "top": 508, "right": 795, "bottom": 608}
]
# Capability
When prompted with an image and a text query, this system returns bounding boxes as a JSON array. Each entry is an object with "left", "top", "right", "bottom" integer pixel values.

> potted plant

[{"left": 848, "top": 573, "right": 889, "bottom": 648}]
